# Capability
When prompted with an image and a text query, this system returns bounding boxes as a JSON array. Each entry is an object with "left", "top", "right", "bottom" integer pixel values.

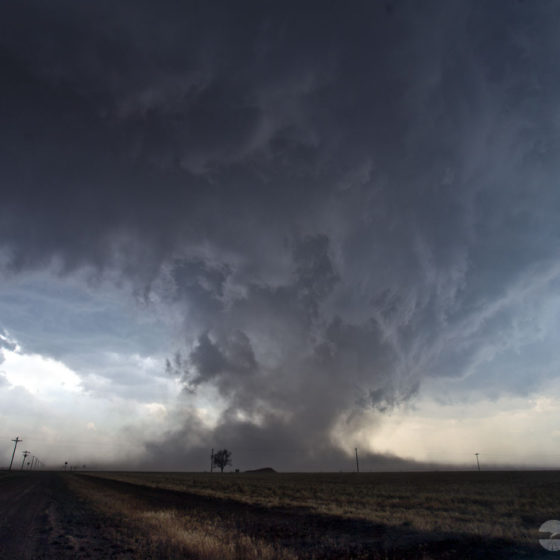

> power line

[
  {"left": 8, "top": 437, "right": 22, "bottom": 471},
  {"left": 21, "top": 450, "right": 29, "bottom": 471}
]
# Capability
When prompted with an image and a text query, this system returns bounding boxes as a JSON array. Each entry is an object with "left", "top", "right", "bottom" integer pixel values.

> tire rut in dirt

[{"left": 0, "top": 473, "right": 145, "bottom": 559}]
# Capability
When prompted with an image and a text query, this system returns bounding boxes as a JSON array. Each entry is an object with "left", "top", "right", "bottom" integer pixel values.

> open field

[
  {"left": 1, "top": 470, "right": 559, "bottom": 558},
  {"left": 65, "top": 470, "right": 560, "bottom": 558}
]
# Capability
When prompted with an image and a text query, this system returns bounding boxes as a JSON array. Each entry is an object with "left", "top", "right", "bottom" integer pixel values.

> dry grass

[
  {"left": 66, "top": 474, "right": 296, "bottom": 560},
  {"left": 86, "top": 470, "right": 560, "bottom": 546}
]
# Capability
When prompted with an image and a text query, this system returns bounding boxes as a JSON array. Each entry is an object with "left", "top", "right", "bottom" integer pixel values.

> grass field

[{"left": 69, "top": 470, "right": 560, "bottom": 558}]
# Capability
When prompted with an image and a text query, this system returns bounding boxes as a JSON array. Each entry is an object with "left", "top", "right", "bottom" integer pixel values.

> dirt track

[{"left": 0, "top": 472, "right": 140, "bottom": 559}]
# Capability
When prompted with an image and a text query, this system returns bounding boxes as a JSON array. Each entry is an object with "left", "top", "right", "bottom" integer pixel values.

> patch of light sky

[
  {"left": 0, "top": 270, "right": 226, "bottom": 467},
  {"left": 363, "top": 386, "right": 560, "bottom": 469}
]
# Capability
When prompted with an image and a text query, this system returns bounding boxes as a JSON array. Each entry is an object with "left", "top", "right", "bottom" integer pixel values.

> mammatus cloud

[{"left": 2, "top": 1, "right": 560, "bottom": 468}]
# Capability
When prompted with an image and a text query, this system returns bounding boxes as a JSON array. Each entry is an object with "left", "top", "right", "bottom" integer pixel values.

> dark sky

[{"left": 1, "top": 1, "right": 560, "bottom": 470}]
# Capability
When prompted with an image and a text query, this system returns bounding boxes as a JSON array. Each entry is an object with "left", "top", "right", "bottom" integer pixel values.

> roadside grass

[
  {"left": 66, "top": 474, "right": 296, "bottom": 560},
  {"left": 0, "top": 470, "right": 35, "bottom": 482},
  {"left": 0, "top": 471, "right": 17, "bottom": 478},
  {"left": 86, "top": 470, "right": 560, "bottom": 546}
]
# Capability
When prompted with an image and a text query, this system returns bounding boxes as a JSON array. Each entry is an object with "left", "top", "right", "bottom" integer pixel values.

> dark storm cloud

[
  {"left": 142, "top": 410, "right": 434, "bottom": 472},
  {"left": 2, "top": 1, "right": 560, "bottom": 468}
]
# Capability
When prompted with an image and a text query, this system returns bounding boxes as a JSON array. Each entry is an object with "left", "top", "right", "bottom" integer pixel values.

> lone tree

[{"left": 212, "top": 449, "right": 232, "bottom": 473}]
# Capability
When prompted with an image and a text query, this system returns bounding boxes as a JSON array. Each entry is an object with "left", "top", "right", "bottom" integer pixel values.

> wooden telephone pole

[
  {"left": 21, "top": 450, "right": 30, "bottom": 470},
  {"left": 355, "top": 448, "right": 360, "bottom": 473},
  {"left": 8, "top": 437, "right": 22, "bottom": 471}
]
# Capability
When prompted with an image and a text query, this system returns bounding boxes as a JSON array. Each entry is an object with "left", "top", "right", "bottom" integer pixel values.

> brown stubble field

[{"left": 66, "top": 470, "right": 560, "bottom": 559}]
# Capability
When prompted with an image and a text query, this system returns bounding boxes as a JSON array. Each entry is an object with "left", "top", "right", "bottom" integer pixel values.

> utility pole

[
  {"left": 21, "top": 450, "right": 30, "bottom": 470},
  {"left": 8, "top": 437, "right": 22, "bottom": 471},
  {"left": 210, "top": 448, "right": 214, "bottom": 473},
  {"left": 475, "top": 453, "right": 480, "bottom": 471},
  {"left": 355, "top": 448, "right": 360, "bottom": 473}
]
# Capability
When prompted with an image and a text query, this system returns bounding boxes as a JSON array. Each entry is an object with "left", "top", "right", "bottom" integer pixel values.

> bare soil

[{"left": 0, "top": 472, "right": 144, "bottom": 559}]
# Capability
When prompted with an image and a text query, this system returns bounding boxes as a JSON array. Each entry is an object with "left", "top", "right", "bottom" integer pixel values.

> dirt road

[{"left": 0, "top": 472, "right": 140, "bottom": 559}]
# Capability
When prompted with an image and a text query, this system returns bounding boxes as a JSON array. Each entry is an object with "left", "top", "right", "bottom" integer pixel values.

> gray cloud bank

[{"left": 2, "top": 1, "right": 560, "bottom": 469}]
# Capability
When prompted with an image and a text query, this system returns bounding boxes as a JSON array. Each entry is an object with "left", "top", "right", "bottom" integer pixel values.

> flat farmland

[
  {"left": 1, "top": 470, "right": 559, "bottom": 558},
  {"left": 76, "top": 470, "right": 560, "bottom": 558}
]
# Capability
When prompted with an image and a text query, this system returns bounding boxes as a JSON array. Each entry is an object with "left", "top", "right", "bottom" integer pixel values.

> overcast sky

[{"left": 2, "top": 0, "right": 560, "bottom": 471}]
